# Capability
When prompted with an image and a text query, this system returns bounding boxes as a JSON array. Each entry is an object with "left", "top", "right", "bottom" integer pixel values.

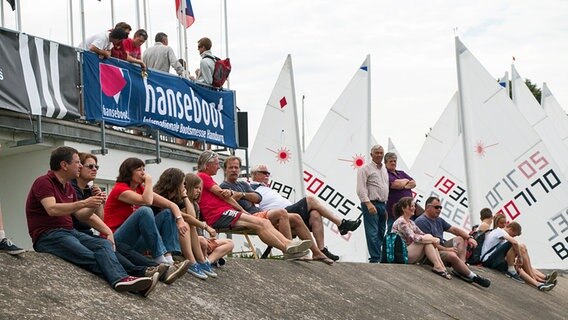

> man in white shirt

[
  {"left": 80, "top": 28, "right": 129, "bottom": 59},
  {"left": 250, "top": 164, "right": 361, "bottom": 261},
  {"left": 356, "top": 145, "right": 389, "bottom": 263},
  {"left": 481, "top": 222, "right": 555, "bottom": 291}
]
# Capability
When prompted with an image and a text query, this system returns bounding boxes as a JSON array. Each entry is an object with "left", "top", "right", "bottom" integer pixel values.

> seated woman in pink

[
  {"left": 104, "top": 157, "right": 189, "bottom": 270},
  {"left": 392, "top": 197, "right": 451, "bottom": 279}
]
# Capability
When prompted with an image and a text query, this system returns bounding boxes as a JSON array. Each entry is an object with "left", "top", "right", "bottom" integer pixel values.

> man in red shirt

[
  {"left": 25, "top": 146, "right": 155, "bottom": 295},
  {"left": 111, "top": 29, "right": 147, "bottom": 70},
  {"left": 196, "top": 151, "right": 312, "bottom": 259}
]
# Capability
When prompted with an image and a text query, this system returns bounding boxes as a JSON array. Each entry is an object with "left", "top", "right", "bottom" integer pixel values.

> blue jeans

[
  {"left": 114, "top": 206, "right": 168, "bottom": 258},
  {"left": 115, "top": 241, "right": 157, "bottom": 277},
  {"left": 362, "top": 201, "right": 387, "bottom": 263},
  {"left": 35, "top": 228, "right": 127, "bottom": 287},
  {"left": 133, "top": 209, "right": 181, "bottom": 255}
]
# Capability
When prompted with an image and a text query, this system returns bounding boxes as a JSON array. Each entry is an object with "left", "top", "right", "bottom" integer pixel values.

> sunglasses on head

[{"left": 85, "top": 164, "right": 99, "bottom": 170}]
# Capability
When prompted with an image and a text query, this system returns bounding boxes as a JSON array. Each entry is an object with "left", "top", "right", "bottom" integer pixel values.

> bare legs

[
  {"left": 234, "top": 214, "right": 291, "bottom": 252},
  {"left": 407, "top": 242, "right": 446, "bottom": 272}
]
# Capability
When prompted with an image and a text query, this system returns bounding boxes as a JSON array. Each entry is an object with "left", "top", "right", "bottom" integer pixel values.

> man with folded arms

[
  {"left": 25, "top": 146, "right": 154, "bottom": 295},
  {"left": 221, "top": 157, "right": 336, "bottom": 264},
  {"left": 196, "top": 151, "right": 312, "bottom": 260}
]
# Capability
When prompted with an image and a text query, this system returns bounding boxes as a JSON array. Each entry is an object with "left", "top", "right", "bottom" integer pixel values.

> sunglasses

[
  {"left": 84, "top": 164, "right": 100, "bottom": 170},
  {"left": 432, "top": 205, "right": 442, "bottom": 209},
  {"left": 258, "top": 171, "right": 271, "bottom": 176}
]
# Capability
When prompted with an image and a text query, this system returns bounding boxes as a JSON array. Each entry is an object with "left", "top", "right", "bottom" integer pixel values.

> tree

[{"left": 524, "top": 78, "right": 542, "bottom": 103}]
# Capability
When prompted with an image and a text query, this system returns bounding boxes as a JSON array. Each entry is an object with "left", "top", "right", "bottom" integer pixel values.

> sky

[{"left": 2, "top": 0, "right": 567, "bottom": 166}]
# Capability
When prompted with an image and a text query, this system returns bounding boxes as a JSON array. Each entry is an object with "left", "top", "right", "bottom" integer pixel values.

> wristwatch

[{"left": 241, "top": 192, "right": 246, "bottom": 198}]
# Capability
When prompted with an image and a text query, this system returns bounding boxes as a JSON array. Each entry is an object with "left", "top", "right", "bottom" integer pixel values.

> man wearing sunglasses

[
  {"left": 415, "top": 197, "right": 491, "bottom": 287},
  {"left": 248, "top": 163, "right": 361, "bottom": 262}
]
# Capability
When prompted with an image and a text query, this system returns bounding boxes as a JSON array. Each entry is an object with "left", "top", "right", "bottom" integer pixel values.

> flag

[
  {"left": 176, "top": 0, "right": 195, "bottom": 28},
  {"left": 6, "top": 0, "right": 15, "bottom": 11}
]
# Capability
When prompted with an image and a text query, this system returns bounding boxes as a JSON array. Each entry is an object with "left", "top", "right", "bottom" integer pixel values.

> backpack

[
  {"left": 466, "top": 229, "right": 492, "bottom": 265},
  {"left": 204, "top": 55, "right": 231, "bottom": 88},
  {"left": 381, "top": 232, "right": 408, "bottom": 264}
]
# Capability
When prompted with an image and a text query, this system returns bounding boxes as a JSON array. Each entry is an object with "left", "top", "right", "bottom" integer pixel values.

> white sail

[
  {"left": 387, "top": 138, "right": 410, "bottom": 173},
  {"left": 303, "top": 56, "right": 371, "bottom": 262},
  {"left": 498, "top": 71, "right": 509, "bottom": 95},
  {"left": 250, "top": 55, "right": 305, "bottom": 202},
  {"left": 541, "top": 82, "right": 568, "bottom": 149},
  {"left": 455, "top": 37, "right": 568, "bottom": 269},
  {"left": 511, "top": 65, "right": 568, "bottom": 176},
  {"left": 409, "top": 93, "right": 465, "bottom": 206}
]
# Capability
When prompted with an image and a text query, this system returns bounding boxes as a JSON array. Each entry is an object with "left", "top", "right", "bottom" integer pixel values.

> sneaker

[
  {"left": 537, "top": 282, "right": 554, "bottom": 292},
  {"left": 114, "top": 276, "right": 153, "bottom": 293},
  {"left": 338, "top": 219, "right": 362, "bottom": 235},
  {"left": 284, "top": 249, "right": 310, "bottom": 261},
  {"left": 285, "top": 239, "right": 313, "bottom": 255},
  {"left": 188, "top": 263, "right": 208, "bottom": 280},
  {"left": 199, "top": 260, "right": 218, "bottom": 278},
  {"left": 145, "top": 263, "right": 169, "bottom": 280},
  {"left": 321, "top": 247, "right": 339, "bottom": 262},
  {"left": 163, "top": 260, "right": 190, "bottom": 285},
  {"left": 140, "top": 272, "right": 159, "bottom": 297},
  {"left": 451, "top": 270, "right": 473, "bottom": 283},
  {"left": 505, "top": 271, "right": 524, "bottom": 283},
  {"left": 545, "top": 271, "right": 558, "bottom": 285},
  {"left": 472, "top": 275, "right": 491, "bottom": 288},
  {"left": 0, "top": 238, "right": 25, "bottom": 255}
]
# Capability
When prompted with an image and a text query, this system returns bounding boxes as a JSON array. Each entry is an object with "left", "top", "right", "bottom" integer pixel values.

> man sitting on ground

[
  {"left": 249, "top": 164, "right": 361, "bottom": 261},
  {"left": 481, "top": 221, "right": 557, "bottom": 291},
  {"left": 220, "top": 157, "right": 333, "bottom": 264},
  {"left": 415, "top": 197, "right": 491, "bottom": 287},
  {"left": 25, "top": 146, "right": 155, "bottom": 295},
  {"left": 196, "top": 151, "right": 312, "bottom": 260},
  {"left": 477, "top": 208, "right": 493, "bottom": 232}
]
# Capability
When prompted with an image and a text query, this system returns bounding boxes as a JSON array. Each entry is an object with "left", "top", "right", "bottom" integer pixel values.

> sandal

[
  {"left": 432, "top": 268, "right": 452, "bottom": 280},
  {"left": 312, "top": 256, "right": 334, "bottom": 265}
]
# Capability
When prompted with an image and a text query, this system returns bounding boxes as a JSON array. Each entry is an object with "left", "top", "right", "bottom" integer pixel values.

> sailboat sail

[
  {"left": 250, "top": 55, "right": 305, "bottom": 202},
  {"left": 511, "top": 65, "right": 568, "bottom": 177},
  {"left": 455, "top": 37, "right": 568, "bottom": 269},
  {"left": 303, "top": 56, "right": 371, "bottom": 262},
  {"left": 541, "top": 83, "right": 568, "bottom": 148}
]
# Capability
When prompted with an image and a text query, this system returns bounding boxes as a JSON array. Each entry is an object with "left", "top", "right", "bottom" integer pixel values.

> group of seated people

[
  {"left": 23, "top": 147, "right": 362, "bottom": 297},
  {"left": 390, "top": 196, "right": 558, "bottom": 291}
]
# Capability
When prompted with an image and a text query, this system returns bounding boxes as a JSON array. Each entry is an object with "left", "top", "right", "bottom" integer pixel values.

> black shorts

[
  {"left": 212, "top": 210, "right": 242, "bottom": 229},
  {"left": 285, "top": 197, "right": 310, "bottom": 227},
  {"left": 482, "top": 242, "right": 512, "bottom": 272}
]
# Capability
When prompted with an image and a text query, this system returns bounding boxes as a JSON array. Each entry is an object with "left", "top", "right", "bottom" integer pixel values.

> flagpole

[
  {"left": 1, "top": 0, "right": 5, "bottom": 28},
  {"left": 223, "top": 0, "right": 230, "bottom": 89},
  {"left": 68, "top": 0, "right": 74, "bottom": 45},
  {"left": 182, "top": 0, "right": 189, "bottom": 65},
  {"left": 111, "top": 0, "right": 116, "bottom": 27},
  {"left": 301, "top": 94, "right": 305, "bottom": 152},
  {"left": 15, "top": 0, "right": 21, "bottom": 31},
  {"left": 366, "top": 54, "right": 371, "bottom": 154},
  {"left": 80, "top": 0, "right": 86, "bottom": 47},
  {"left": 143, "top": 0, "right": 149, "bottom": 50}
]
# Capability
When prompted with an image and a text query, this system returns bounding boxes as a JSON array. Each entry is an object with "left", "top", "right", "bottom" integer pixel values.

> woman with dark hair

[
  {"left": 154, "top": 168, "right": 215, "bottom": 279},
  {"left": 104, "top": 158, "right": 189, "bottom": 280},
  {"left": 185, "top": 173, "right": 234, "bottom": 267},
  {"left": 392, "top": 197, "right": 451, "bottom": 279}
]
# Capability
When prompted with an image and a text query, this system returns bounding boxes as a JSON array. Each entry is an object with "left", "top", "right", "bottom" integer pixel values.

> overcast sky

[{"left": 2, "top": 0, "right": 567, "bottom": 165}]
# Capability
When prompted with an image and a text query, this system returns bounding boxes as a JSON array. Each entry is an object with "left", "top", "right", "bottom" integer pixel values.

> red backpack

[{"left": 204, "top": 55, "right": 231, "bottom": 88}]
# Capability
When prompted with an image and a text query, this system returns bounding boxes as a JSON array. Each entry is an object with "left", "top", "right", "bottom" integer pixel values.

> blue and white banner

[{"left": 83, "top": 52, "right": 237, "bottom": 148}]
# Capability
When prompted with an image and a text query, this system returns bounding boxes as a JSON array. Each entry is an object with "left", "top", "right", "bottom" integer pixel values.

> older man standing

[
  {"left": 143, "top": 32, "right": 186, "bottom": 76},
  {"left": 415, "top": 197, "right": 491, "bottom": 287},
  {"left": 356, "top": 145, "right": 389, "bottom": 263}
]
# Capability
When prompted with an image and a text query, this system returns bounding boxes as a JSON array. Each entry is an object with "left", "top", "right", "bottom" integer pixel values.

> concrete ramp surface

[{"left": 1, "top": 253, "right": 566, "bottom": 319}]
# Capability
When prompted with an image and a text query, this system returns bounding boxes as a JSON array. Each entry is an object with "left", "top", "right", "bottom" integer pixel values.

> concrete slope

[{"left": 0, "top": 252, "right": 566, "bottom": 319}]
